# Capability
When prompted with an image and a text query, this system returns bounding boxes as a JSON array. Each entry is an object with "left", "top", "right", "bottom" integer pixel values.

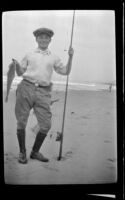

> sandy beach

[{"left": 3, "top": 87, "right": 117, "bottom": 184}]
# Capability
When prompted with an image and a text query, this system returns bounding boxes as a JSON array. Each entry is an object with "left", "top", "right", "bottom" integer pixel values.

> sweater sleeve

[{"left": 21, "top": 54, "right": 28, "bottom": 70}]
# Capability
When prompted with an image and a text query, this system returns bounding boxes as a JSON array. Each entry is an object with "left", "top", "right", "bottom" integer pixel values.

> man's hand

[
  {"left": 12, "top": 58, "right": 24, "bottom": 76},
  {"left": 12, "top": 58, "right": 19, "bottom": 66},
  {"left": 68, "top": 47, "right": 74, "bottom": 57}
]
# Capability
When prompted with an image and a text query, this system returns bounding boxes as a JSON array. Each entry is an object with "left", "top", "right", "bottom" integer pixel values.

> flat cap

[{"left": 33, "top": 28, "right": 54, "bottom": 37}]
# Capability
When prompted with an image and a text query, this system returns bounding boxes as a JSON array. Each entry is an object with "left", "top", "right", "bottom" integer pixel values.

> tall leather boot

[
  {"left": 17, "top": 129, "right": 27, "bottom": 164},
  {"left": 30, "top": 131, "right": 49, "bottom": 162}
]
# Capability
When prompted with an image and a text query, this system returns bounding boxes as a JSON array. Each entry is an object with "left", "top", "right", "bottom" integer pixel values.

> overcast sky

[{"left": 2, "top": 10, "right": 116, "bottom": 84}]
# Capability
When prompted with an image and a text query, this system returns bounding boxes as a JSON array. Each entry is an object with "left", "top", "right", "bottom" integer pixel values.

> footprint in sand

[
  {"left": 60, "top": 150, "right": 73, "bottom": 161},
  {"left": 106, "top": 111, "right": 111, "bottom": 115},
  {"left": 81, "top": 115, "right": 90, "bottom": 119},
  {"left": 107, "top": 166, "right": 116, "bottom": 170},
  {"left": 104, "top": 140, "right": 112, "bottom": 143},
  {"left": 4, "top": 152, "right": 18, "bottom": 162},
  {"left": 42, "top": 164, "right": 59, "bottom": 172},
  {"left": 79, "top": 132, "right": 86, "bottom": 137},
  {"left": 107, "top": 158, "right": 117, "bottom": 162}
]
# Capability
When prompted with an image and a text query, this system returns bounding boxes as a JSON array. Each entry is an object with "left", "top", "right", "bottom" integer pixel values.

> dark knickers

[{"left": 15, "top": 80, "right": 52, "bottom": 134}]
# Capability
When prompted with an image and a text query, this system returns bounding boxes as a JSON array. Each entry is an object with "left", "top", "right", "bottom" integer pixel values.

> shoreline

[{"left": 2, "top": 75, "right": 116, "bottom": 92}]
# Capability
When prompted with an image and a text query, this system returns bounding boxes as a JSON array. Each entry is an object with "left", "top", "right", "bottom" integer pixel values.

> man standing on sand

[{"left": 13, "top": 27, "right": 74, "bottom": 164}]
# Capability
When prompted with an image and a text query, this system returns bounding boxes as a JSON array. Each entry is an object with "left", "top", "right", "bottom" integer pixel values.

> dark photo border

[{"left": 0, "top": 1, "right": 124, "bottom": 200}]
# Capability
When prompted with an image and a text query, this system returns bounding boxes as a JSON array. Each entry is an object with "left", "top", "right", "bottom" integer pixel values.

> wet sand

[{"left": 3, "top": 88, "right": 117, "bottom": 184}]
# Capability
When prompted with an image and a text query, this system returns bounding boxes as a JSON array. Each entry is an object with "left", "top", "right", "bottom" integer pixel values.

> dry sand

[{"left": 3, "top": 88, "right": 117, "bottom": 184}]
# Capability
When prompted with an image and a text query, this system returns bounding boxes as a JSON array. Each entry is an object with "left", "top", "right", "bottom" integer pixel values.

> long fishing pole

[{"left": 58, "top": 10, "right": 75, "bottom": 161}]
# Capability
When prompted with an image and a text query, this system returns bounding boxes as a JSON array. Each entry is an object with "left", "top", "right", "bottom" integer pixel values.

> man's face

[{"left": 36, "top": 34, "right": 51, "bottom": 50}]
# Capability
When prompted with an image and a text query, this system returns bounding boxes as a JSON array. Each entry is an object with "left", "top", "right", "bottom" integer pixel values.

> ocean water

[{"left": 2, "top": 76, "right": 116, "bottom": 91}]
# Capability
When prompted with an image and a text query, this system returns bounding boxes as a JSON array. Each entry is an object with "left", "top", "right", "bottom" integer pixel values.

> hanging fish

[{"left": 5, "top": 59, "right": 16, "bottom": 102}]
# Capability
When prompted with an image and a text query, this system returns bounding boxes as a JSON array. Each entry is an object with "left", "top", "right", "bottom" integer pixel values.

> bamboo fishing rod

[{"left": 58, "top": 10, "right": 75, "bottom": 161}]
